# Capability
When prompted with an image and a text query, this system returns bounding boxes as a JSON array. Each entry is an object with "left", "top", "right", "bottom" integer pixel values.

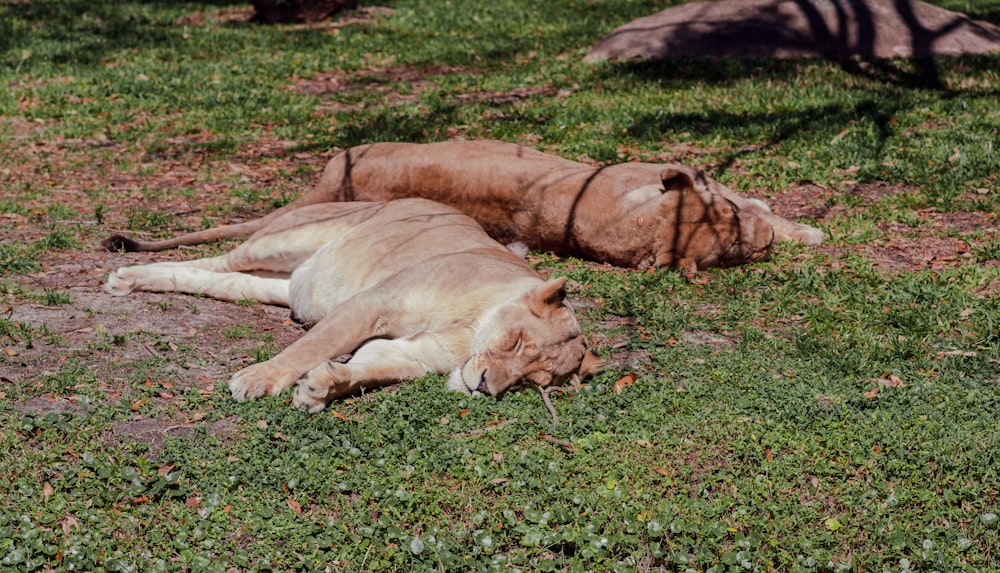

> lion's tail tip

[{"left": 101, "top": 234, "right": 142, "bottom": 252}]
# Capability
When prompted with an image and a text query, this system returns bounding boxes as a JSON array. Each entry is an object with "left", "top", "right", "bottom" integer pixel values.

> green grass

[{"left": 1, "top": 0, "right": 1000, "bottom": 571}]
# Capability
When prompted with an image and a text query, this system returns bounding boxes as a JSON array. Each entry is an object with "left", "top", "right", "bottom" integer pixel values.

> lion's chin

[{"left": 446, "top": 367, "right": 479, "bottom": 396}]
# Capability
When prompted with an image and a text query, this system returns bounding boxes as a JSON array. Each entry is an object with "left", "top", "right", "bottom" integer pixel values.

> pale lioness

[
  {"left": 104, "top": 140, "right": 824, "bottom": 271},
  {"left": 104, "top": 199, "right": 603, "bottom": 412}
]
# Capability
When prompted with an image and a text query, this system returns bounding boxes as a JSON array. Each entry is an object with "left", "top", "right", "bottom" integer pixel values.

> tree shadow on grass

[
  {"left": 0, "top": 0, "right": 254, "bottom": 70},
  {"left": 588, "top": 0, "right": 1000, "bottom": 90}
]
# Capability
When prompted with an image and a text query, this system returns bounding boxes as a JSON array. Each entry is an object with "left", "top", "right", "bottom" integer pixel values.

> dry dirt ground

[{"left": 2, "top": 65, "right": 996, "bottom": 452}]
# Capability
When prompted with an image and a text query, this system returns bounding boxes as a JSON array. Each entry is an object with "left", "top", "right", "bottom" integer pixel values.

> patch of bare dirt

[
  {"left": 289, "top": 65, "right": 574, "bottom": 114},
  {"left": 108, "top": 416, "right": 237, "bottom": 458},
  {"left": 1, "top": 250, "right": 306, "bottom": 386},
  {"left": 173, "top": 5, "right": 392, "bottom": 28},
  {"left": 734, "top": 181, "right": 999, "bottom": 273}
]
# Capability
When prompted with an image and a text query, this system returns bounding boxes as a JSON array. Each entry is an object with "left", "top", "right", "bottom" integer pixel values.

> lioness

[
  {"left": 104, "top": 140, "right": 823, "bottom": 271},
  {"left": 104, "top": 199, "right": 603, "bottom": 412}
]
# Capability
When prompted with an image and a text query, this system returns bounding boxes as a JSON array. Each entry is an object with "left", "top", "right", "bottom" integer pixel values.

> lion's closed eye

[{"left": 503, "top": 332, "right": 523, "bottom": 352}]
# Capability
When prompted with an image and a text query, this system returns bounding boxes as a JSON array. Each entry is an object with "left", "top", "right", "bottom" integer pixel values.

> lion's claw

[{"left": 291, "top": 361, "right": 351, "bottom": 413}]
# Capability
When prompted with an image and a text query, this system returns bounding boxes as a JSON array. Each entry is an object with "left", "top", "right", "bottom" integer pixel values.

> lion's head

[
  {"left": 654, "top": 167, "right": 775, "bottom": 270},
  {"left": 448, "top": 277, "right": 604, "bottom": 396}
]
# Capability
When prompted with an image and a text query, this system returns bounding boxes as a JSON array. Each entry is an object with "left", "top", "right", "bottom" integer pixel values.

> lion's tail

[
  {"left": 101, "top": 219, "right": 266, "bottom": 252},
  {"left": 101, "top": 190, "right": 331, "bottom": 252}
]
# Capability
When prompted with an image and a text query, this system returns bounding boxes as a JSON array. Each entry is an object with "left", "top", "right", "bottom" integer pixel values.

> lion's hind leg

[
  {"left": 105, "top": 259, "right": 290, "bottom": 306},
  {"left": 292, "top": 337, "right": 450, "bottom": 412}
]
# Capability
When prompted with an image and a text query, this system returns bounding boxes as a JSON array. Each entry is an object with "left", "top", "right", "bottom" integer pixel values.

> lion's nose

[{"left": 476, "top": 369, "right": 489, "bottom": 394}]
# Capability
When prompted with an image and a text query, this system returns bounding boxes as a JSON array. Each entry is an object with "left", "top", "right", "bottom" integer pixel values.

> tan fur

[
  {"left": 104, "top": 199, "right": 602, "bottom": 412},
  {"left": 102, "top": 140, "right": 823, "bottom": 271}
]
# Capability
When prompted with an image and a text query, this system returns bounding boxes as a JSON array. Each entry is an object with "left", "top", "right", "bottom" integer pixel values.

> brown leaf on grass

[
  {"left": 61, "top": 516, "right": 80, "bottom": 535},
  {"left": 330, "top": 409, "right": 351, "bottom": 422},
  {"left": 42, "top": 482, "right": 54, "bottom": 503},
  {"left": 287, "top": 498, "right": 302, "bottom": 515},
  {"left": 613, "top": 372, "right": 638, "bottom": 395},
  {"left": 158, "top": 464, "right": 176, "bottom": 476},
  {"left": 864, "top": 387, "right": 879, "bottom": 400},
  {"left": 875, "top": 374, "right": 904, "bottom": 388}
]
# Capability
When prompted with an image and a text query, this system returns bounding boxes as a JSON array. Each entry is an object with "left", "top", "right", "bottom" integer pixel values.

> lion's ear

[
  {"left": 529, "top": 277, "right": 568, "bottom": 317},
  {"left": 578, "top": 350, "right": 605, "bottom": 377},
  {"left": 659, "top": 168, "right": 695, "bottom": 192},
  {"left": 660, "top": 167, "right": 710, "bottom": 193}
]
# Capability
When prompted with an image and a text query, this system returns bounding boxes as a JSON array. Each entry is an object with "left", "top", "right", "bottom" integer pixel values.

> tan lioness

[
  {"left": 103, "top": 140, "right": 823, "bottom": 271},
  {"left": 104, "top": 199, "right": 603, "bottom": 412}
]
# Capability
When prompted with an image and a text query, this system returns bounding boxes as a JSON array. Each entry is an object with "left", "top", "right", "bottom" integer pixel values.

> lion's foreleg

[
  {"left": 711, "top": 188, "right": 824, "bottom": 246},
  {"left": 229, "top": 293, "right": 397, "bottom": 404},
  {"left": 292, "top": 336, "right": 453, "bottom": 412}
]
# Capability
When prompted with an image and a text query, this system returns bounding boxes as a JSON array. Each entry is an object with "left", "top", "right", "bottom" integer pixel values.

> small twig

[
  {"left": 538, "top": 385, "right": 561, "bottom": 426},
  {"left": 540, "top": 433, "right": 577, "bottom": 453},
  {"left": 160, "top": 425, "right": 193, "bottom": 434},
  {"left": 142, "top": 343, "right": 162, "bottom": 359},
  {"left": 451, "top": 418, "right": 518, "bottom": 438}
]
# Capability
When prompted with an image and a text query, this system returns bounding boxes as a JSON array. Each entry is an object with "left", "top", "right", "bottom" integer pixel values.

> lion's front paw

[
  {"left": 796, "top": 225, "right": 825, "bottom": 247},
  {"left": 104, "top": 268, "right": 137, "bottom": 296},
  {"left": 229, "top": 362, "right": 299, "bottom": 402},
  {"left": 292, "top": 361, "right": 351, "bottom": 413}
]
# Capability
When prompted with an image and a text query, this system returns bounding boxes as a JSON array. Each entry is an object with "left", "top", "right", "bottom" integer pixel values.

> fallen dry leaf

[
  {"left": 864, "top": 387, "right": 879, "bottom": 400},
  {"left": 61, "top": 516, "right": 80, "bottom": 535},
  {"left": 287, "top": 498, "right": 302, "bottom": 514},
  {"left": 876, "top": 374, "right": 904, "bottom": 388},
  {"left": 330, "top": 410, "right": 350, "bottom": 422},
  {"left": 613, "top": 372, "right": 638, "bottom": 395}
]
